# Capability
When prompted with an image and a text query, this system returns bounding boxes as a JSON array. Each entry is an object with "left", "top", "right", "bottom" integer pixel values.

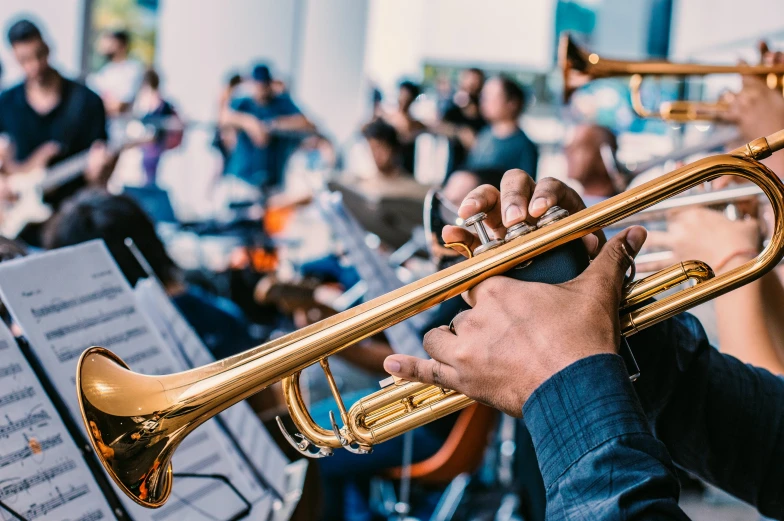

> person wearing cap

[{"left": 219, "top": 64, "right": 315, "bottom": 192}]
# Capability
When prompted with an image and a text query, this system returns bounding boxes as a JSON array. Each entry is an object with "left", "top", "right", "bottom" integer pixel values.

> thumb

[{"left": 580, "top": 226, "right": 647, "bottom": 300}]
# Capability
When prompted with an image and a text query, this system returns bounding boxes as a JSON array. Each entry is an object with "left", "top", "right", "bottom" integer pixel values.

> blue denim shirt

[{"left": 523, "top": 313, "right": 784, "bottom": 520}]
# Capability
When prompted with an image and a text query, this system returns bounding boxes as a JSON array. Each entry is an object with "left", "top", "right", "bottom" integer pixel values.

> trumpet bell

[{"left": 77, "top": 347, "right": 176, "bottom": 508}]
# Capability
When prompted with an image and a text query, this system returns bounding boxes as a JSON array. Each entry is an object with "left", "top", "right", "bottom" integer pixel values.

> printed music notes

[
  {"left": 0, "top": 321, "right": 115, "bottom": 521},
  {"left": 134, "top": 278, "right": 290, "bottom": 496},
  {"left": 0, "top": 241, "right": 271, "bottom": 521}
]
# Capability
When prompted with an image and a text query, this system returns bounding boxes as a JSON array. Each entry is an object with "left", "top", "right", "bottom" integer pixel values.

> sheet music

[
  {"left": 0, "top": 321, "right": 115, "bottom": 521},
  {"left": 0, "top": 241, "right": 271, "bottom": 521},
  {"left": 316, "top": 192, "right": 427, "bottom": 358},
  {"left": 134, "top": 277, "right": 289, "bottom": 496}
]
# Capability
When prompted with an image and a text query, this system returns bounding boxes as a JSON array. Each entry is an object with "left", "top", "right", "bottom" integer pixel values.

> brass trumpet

[
  {"left": 559, "top": 33, "right": 784, "bottom": 122},
  {"left": 77, "top": 131, "right": 784, "bottom": 508}
]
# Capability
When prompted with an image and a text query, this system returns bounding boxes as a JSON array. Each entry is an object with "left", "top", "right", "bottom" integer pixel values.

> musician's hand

[
  {"left": 442, "top": 171, "right": 604, "bottom": 257},
  {"left": 24, "top": 141, "right": 60, "bottom": 171},
  {"left": 725, "top": 68, "right": 784, "bottom": 145},
  {"left": 646, "top": 208, "right": 760, "bottom": 274},
  {"left": 84, "top": 141, "right": 111, "bottom": 186},
  {"left": 383, "top": 227, "right": 647, "bottom": 416}
]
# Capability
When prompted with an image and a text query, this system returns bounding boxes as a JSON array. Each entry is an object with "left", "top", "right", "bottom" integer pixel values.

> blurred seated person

[
  {"left": 213, "top": 72, "right": 243, "bottom": 163},
  {"left": 435, "top": 68, "right": 487, "bottom": 175},
  {"left": 379, "top": 80, "right": 426, "bottom": 174},
  {"left": 219, "top": 64, "right": 315, "bottom": 193},
  {"left": 88, "top": 29, "right": 144, "bottom": 117},
  {"left": 465, "top": 75, "right": 538, "bottom": 178},
  {"left": 133, "top": 69, "right": 183, "bottom": 187},
  {"left": 0, "top": 20, "right": 110, "bottom": 191},
  {"left": 647, "top": 207, "right": 784, "bottom": 375},
  {"left": 351, "top": 119, "right": 430, "bottom": 201},
  {"left": 565, "top": 124, "right": 625, "bottom": 206},
  {"left": 43, "top": 189, "right": 256, "bottom": 360}
]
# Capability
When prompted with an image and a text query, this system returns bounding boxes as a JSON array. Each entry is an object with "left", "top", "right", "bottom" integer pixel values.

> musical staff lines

[
  {"left": 30, "top": 286, "right": 124, "bottom": 319},
  {"left": 56, "top": 326, "right": 150, "bottom": 363},
  {"left": 0, "top": 386, "right": 34, "bottom": 408},
  {"left": 0, "top": 316, "right": 115, "bottom": 521},
  {"left": 0, "top": 458, "right": 77, "bottom": 499},
  {"left": 24, "top": 484, "right": 89, "bottom": 520},
  {"left": 44, "top": 306, "right": 136, "bottom": 341},
  {"left": 73, "top": 510, "right": 105, "bottom": 521},
  {"left": 0, "top": 434, "right": 63, "bottom": 469},
  {"left": 0, "top": 364, "right": 22, "bottom": 380},
  {"left": 0, "top": 409, "right": 50, "bottom": 437}
]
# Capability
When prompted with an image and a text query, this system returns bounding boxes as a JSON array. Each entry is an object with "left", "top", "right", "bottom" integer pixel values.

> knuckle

[{"left": 423, "top": 329, "right": 442, "bottom": 351}]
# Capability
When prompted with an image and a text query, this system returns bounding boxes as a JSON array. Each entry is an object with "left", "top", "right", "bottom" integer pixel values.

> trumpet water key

[{"left": 77, "top": 130, "right": 784, "bottom": 508}]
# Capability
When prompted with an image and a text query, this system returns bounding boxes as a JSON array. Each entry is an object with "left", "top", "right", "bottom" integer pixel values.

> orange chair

[{"left": 385, "top": 404, "right": 498, "bottom": 484}]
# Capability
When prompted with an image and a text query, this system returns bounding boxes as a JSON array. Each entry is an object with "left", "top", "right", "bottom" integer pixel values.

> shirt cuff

[{"left": 522, "top": 353, "right": 651, "bottom": 488}]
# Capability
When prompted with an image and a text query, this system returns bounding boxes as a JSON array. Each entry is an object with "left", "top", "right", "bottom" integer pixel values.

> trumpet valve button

[
  {"left": 462, "top": 212, "right": 487, "bottom": 227},
  {"left": 504, "top": 222, "right": 536, "bottom": 242},
  {"left": 536, "top": 206, "right": 569, "bottom": 228},
  {"left": 473, "top": 239, "right": 504, "bottom": 255},
  {"left": 464, "top": 212, "right": 503, "bottom": 255}
]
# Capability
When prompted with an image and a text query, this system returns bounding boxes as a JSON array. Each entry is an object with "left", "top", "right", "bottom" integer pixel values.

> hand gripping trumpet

[{"left": 77, "top": 131, "right": 784, "bottom": 508}]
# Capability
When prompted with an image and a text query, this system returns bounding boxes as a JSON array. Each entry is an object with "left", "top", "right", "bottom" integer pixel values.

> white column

[
  {"left": 156, "top": 0, "right": 299, "bottom": 122},
  {"left": 292, "top": 0, "right": 370, "bottom": 144}
]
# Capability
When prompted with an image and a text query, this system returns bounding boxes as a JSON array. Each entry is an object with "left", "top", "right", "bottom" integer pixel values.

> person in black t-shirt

[
  {"left": 0, "top": 20, "right": 108, "bottom": 186},
  {"left": 436, "top": 68, "right": 487, "bottom": 175}
]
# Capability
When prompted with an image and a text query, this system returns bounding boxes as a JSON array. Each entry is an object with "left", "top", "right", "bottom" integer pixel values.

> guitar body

[{"left": 1, "top": 169, "right": 52, "bottom": 238}]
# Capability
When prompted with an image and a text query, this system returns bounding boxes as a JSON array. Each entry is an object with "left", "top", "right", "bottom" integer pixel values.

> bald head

[{"left": 565, "top": 124, "right": 617, "bottom": 197}]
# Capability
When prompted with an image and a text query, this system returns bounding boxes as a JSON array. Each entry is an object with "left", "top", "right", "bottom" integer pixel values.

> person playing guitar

[{"left": 0, "top": 19, "right": 115, "bottom": 244}]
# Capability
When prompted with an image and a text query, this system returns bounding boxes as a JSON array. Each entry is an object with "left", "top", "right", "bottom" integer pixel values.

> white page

[
  {"left": 134, "top": 278, "right": 289, "bottom": 496},
  {"left": 0, "top": 241, "right": 272, "bottom": 521},
  {"left": 0, "top": 322, "right": 116, "bottom": 521}
]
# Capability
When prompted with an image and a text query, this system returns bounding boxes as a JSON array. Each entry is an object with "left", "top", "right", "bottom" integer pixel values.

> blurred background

[{"left": 0, "top": 2, "right": 783, "bottom": 520}]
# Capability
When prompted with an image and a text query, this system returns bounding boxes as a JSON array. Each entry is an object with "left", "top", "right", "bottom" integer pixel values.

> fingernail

[
  {"left": 504, "top": 204, "right": 523, "bottom": 223},
  {"left": 460, "top": 199, "right": 479, "bottom": 213},
  {"left": 531, "top": 198, "right": 548, "bottom": 213},
  {"left": 626, "top": 227, "right": 647, "bottom": 254},
  {"left": 384, "top": 359, "right": 401, "bottom": 373}
]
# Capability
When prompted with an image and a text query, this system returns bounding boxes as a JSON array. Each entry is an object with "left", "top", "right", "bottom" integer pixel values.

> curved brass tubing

[
  {"left": 560, "top": 32, "right": 784, "bottom": 121},
  {"left": 77, "top": 129, "right": 784, "bottom": 508}
]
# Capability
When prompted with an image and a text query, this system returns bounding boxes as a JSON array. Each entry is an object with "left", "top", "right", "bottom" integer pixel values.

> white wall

[
  {"left": 0, "top": 0, "right": 84, "bottom": 86},
  {"left": 156, "top": 0, "right": 299, "bottom": 122},
  {"left": 363, "top": 0, "right": 427, "bottom": 96},
  {"left": 671, "top": 0, "right": 784, "bottom": 58},
  {"left": 421, "top": 0, "right": 555, "bottom": 69},
  {"left": 293, "top": 0, "right": 370, "bottom": 143},
  {"left": 364, "top": 0, "right": 555, "bottom": 97}
]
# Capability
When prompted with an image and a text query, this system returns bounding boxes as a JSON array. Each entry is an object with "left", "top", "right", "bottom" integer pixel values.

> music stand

[{"left": 326, "top": 181, "right": 425, "bottom": 249}]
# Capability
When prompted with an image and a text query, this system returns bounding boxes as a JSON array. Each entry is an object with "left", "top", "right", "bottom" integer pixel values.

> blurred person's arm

[
  {"left": 218, "top": 104, "right": 270, "bottom": 147},
  {"left": 269, "top": 113, "right": 316, "bottom": 134},
  {"left": 1, "top": 141, "right": 60, "bottom": 175},
  {"left": 647, "top": 208, "right": 784, "bottom": 374}
]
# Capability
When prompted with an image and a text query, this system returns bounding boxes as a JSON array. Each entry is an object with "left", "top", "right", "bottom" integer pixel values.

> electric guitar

[{"left": 0, "top": 133, "right": 152, "bottom": 238}]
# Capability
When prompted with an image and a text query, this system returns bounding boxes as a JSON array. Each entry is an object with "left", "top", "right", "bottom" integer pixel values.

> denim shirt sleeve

[
  {"left": 523, "top": 354, "right": 690, "bottom": 520},
  {"left": 631, "top": 312, "right": 784, "bottom": 518}
]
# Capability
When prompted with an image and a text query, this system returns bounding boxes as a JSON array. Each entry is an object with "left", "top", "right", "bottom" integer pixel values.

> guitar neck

[{"left": 40, "top": 142, "right": 124, "bottom": 193}]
